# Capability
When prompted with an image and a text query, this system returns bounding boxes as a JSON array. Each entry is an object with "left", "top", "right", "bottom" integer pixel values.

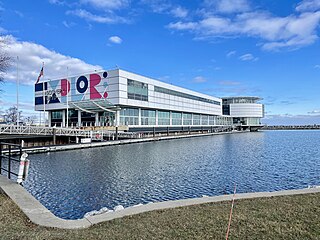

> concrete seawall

[
  {"left": 22, "top": 131, "right": 244, "bottom": 154},
  {"left": 1, "top": 175, "right": 319, "bottom": 229}
]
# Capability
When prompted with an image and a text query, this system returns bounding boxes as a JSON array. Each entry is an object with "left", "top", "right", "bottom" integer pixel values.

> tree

[
  {"left": 0, "top": 37, "right": 12, "bottom": 83},
  {"left": 24, "top": 115, "right": 37, "bottom": 125},
  {"left": 4, "top": 106, "right": 22, "bottom": 124}
]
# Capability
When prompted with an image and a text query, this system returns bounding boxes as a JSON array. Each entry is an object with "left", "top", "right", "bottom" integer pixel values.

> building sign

[{"left": 35, "top": 71, "right": 109, "bottom": 105}]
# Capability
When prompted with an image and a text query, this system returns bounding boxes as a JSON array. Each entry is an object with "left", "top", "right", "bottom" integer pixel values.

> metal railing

[
  {"left": 0, "top": 125, "right": 100, "bottom": 137},
  {"left": 0, "top": 142, "right": 22, "bottom": 180}
]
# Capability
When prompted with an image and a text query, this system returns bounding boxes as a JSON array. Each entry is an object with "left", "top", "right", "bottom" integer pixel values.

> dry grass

[{"left": 0, "top": 192, "right": 320, "bottom": 239}]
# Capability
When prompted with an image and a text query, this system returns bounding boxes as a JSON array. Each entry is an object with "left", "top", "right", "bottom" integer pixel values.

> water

[{"left": 23, "top": 130, "right": 320, "bottom": 219}]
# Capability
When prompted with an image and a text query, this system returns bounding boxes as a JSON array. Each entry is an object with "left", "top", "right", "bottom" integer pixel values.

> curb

[{"left": 1, "top": 175, "right": 319, "bottom": 229}]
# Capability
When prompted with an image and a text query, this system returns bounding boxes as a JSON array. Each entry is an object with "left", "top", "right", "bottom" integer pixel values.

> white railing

[{"left": 0, "top": 125, "right": 116, "bottom": 138}]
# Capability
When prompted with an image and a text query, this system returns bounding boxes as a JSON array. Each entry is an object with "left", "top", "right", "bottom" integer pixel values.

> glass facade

[
  {"left": 172, "top": 112, "right": 182, "bottom": 125},
  {"left": 154, "top": 86, "right": 220, "bottom": 105},
  {"left": 120, "top": 108, "right": 139, "bottom": 125},
  {"left": 158, "top": 111, "right": 170, "bottom": 125},
  {"left": 141, "top": 109, "right": 156, "bottom": 125},
  {"left": 201, "top": 115, "right": 208, "bottom": 125},
  {"left": 193, "top": 114, "right": 200, "bottom": 125},
  {"left": 127, "top": 79, "right": 148, "bottom": 101},
  {"left": 209, "top": 116, "right": 215, "bottom": 125},
  {"left": 183, "top": 113, "right": 192, "bottom": 125}
]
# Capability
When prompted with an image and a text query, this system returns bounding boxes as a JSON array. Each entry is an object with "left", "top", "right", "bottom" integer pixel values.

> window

[
  {"left": 172, "top": 112, "right": 182, "bottom": 125},
  {"left": 154, "top": 86, "right": 220, "bottom": 105},
  {"left": 158, "top": 111, "right": 170, "bottom": 125},
  {"left": 51, "top": 111, "right": 62, "bottom": 119},
  {"left": 120, "top": 108, "right": 139, "bottom": 125},
  {"left": 141, "top": 109, "right": 156, "bottom": 125},
  {"left": 127, "top": 79, "right": 148, "bottom": 101},
  {"left": 201, "top": 115, "right": 208, "bottom": 125},
  {"left": 183, "top": 113, "right": 192, "bottom": 125},
  {"left": 193, "top": 114, "right": 200, "bottom": 125}
]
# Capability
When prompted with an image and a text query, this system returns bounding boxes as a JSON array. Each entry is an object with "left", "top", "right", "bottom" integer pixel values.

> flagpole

[
  {"left": 66, "top": 67, "right": 69, "bottom": 128},
  {"left": 42, "top": 62, "right": 45, "bottom": 126},
  {"left": 16, "top": 56, "right": 19, "bottom": 126}
]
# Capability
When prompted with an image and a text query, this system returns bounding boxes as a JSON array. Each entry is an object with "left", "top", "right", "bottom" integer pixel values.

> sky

[{"left": 0, "top": 0, "right": 320, "bottom": 125}]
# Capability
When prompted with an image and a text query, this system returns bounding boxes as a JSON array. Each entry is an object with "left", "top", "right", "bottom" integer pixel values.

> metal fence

[{"left": 0, "top": 142, "right": 22, "bottom": 180}]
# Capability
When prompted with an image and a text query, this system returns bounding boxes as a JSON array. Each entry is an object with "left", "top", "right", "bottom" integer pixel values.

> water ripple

[{"left": 23, "top": 130, "right": 320, "bottom": 219}]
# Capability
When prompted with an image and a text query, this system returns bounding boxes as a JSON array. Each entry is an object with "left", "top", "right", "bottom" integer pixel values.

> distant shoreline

[{"left": 262, "top": 125, "right": 320, "bottom": 130}]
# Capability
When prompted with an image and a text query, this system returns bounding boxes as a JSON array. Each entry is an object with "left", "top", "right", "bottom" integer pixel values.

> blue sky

[{"left": 0, "top": 0, "right": 320, "bottom": 125}]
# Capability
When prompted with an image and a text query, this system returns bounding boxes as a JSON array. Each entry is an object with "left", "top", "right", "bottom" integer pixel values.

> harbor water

[{"left": 24, "top": 130, "right": 320, "bottom": 219}]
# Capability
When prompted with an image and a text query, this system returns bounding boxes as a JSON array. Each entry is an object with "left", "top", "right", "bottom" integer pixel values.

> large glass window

[
  {"left": 172, "top": 112, "right": 182, "bottom": 125},
  {"left": 154, "top": 86, "right": 220, "bottom": 105},
  {"left": 120, "top": 108, "right": 139, "bottom": 125},
  {"left": 158, "top": 111, "right": 170, "bottom": 125},
  {"left": 141, "top": 109, "right": 156, "bottom": 125},
  {"left": 209, "top": 116, "right": 215, "bottom": 125},
  {"left": 51, "top": 110, "right": 62, "bottom": 119},
  {"left": 201, "top": 115, "right": 208, "bottom": 125},
  {"left": 127, "top": 79, "right": 148, "bottom": 101},
  {"left": 183, "top": 113, "right": 192, "bottom": 125},
  {"left": 193, "top": 114, "right": 200, "bottom": 125}
]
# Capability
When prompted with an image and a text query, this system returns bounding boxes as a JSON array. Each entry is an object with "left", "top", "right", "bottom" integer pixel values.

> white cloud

[
  {"left": 239, "top": 53, "right": 258, "bottom": 61},
  {"left": 218, "top": 80, "right": 240, "bottom": 86},
  {"left": 167, "top": 21, "right": 197, "bottom": 30},
  {"left": 171, "top": 6, "right": 188, "bottom": 18},
  {"left": 193, "top": 76, "right": 207, "bottom": 83},
  {"left": 308, "top": 109, "right": 320, "bottom": 114},
  {"left": 2, "top": 35, "right": 102, "bottom": 86},
  {"left": 296, "top": 0, "right": 320, "bottom": 12},
  {"left": 204, "top": 0, "right": 251, "bottom": 13},
  {"left": 168, "top": 2, "right": 320, "bottom": 50},
  {"left": 226, "top": 50, "right": 236, "bottom": 57},
  {"left": 62, "top": 21, "right": 76, "bottom": 28},
  {"left": 67, "top": 9, "right": 129, "bottom": 24},
  {"left": 80, "top": 0, "right": 130, "bottom": 9},
  {"left": 140, "top": 0, "right": 172, "bottom": 13},
  {"left": 48, "top": 0, "right": 66, "bottom": 5},
  {"left": 109, "top": 36, "right": 123, "bottom": 44}
]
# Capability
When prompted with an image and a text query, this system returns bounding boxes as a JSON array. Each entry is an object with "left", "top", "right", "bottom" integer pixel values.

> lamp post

[{"left": 16, "top": 56, "right": 19, "bottom": 126}]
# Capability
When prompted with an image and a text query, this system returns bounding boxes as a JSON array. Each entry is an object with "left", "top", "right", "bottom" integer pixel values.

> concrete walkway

[{"left": 1, "top": 175, "right": 319, "bottom": 229}]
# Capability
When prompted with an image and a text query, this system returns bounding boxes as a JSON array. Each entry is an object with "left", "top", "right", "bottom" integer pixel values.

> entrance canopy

[{"left": 68, "top": 99, "right": 119, "bottom": 113}]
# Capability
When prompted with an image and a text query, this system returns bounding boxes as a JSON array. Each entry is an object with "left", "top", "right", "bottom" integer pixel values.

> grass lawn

[{"left": 0, "top": 192, "right": 319, "bottom": 240}]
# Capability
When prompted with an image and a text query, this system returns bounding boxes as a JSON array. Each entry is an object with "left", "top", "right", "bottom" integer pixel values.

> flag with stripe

[{"left": 36, "top": 66, "right": 44, "bottom": 84}]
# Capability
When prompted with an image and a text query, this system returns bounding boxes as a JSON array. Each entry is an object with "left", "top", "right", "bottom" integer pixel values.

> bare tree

[
  {"left": 4, "top": 106, "right": 22, "bottom": 124},
  {"left": 0, "top": 37, "right": 12, "bottom": 83},
  {"left": 24, "top": 115, "right": 37, "bottom": 125}
]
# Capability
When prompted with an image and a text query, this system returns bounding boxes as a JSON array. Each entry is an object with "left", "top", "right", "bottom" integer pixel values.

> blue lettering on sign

[{"left": 76, "top": 76, "right": 88, "bottom": 94}]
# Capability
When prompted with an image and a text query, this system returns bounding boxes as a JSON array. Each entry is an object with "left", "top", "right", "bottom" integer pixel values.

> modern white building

[{"left": 35, "top": 69, "right": 264, "bottom": 131}]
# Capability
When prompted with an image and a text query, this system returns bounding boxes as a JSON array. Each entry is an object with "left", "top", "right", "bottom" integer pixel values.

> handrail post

[
  {"left": 0, "top": 143, "right": 2, "bottom": 175},
  {"left": 8, "top": 145, "right": 11, "bottom": 179}
]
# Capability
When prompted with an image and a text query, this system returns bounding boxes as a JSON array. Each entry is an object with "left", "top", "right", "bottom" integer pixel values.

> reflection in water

[{"left": 24, "top": 131, "right": 320, "bottom": 219}]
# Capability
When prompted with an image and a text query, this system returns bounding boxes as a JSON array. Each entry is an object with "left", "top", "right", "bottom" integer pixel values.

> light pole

[{"left": 16, "top": 56, "right": 19, "bottom": 126}]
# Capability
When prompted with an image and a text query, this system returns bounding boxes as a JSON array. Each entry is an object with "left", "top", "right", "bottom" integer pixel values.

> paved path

[{"left": 1, "top": 175, "right": 319, "bottom": 229}]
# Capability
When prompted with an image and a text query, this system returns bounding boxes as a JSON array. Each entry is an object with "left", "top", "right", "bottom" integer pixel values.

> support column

[
  {"left": 138, "top": 108, "right": 141, "bottom": 126},
  {"left": 169, "top": 111, "right": 172, "bottom": 126},
  {"left": 181, "top": 113, "right": 184, "bottom": 126},
  {"left": 77, "top": 110, "right": 81, "bottom": 127},
  {"left": 62, "top": 110, "right": 66, "bottom": 128},
  {"left": 48, "top": 111, "right": 52, "bottom": 127},
  {"left": 95, "top": 112, "right": 99, "bottom": 126},
  {"left": 53, "top": 128, "right": 56, "bottom": 145},
  {"left": 155, "top": 110, "right": 158, "bottom": 126},
  {"left": 115, "top": 109, "right": 120, "bottom": 127}
]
